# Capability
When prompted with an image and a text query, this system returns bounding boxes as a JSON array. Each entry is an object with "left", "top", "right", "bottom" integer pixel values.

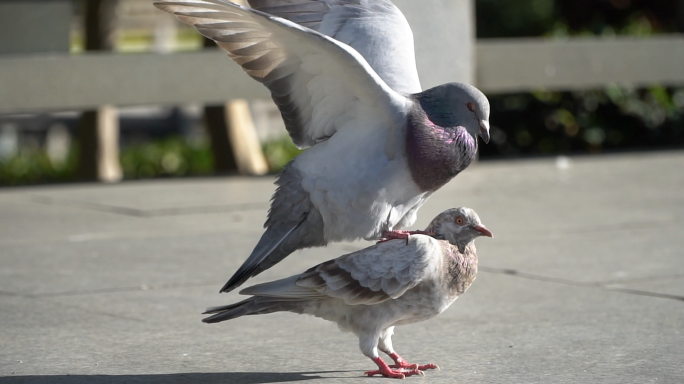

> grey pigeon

[
  {"left": 203, "top": 207, "right": 493, "bottom": 379},
  {"left": 153, "top": 1, "right": 491, "bottom": 293}
]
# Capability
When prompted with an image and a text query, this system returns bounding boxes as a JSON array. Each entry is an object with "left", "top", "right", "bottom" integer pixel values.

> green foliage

[
  {"left": 262, "top": 136, "right": 303, "bottom": 172},
  {"left": 120, "top": 135, "right": 304, "bottom": 177},
  {"left": 120, "top": 136, "right": 213, "bottom": 179},
  {"left": 0, "top": 137, "right": 216, "bottom": 185},
  {"left": 481, "top": 86, "right": 684, "bottom": 158},
  {"left": 0, "top": 135, "right": 309, "bottom": 186},
  {"left": 476, "top": 0, "right": 680, "bottom": 38},
  {"left": 476, "top": 0, "right": 684, "bottom": 158},
  {"left": 0, "top": 146, "right": 78, "bottom": 186},
  {"left": 477, "top": 0, "right": 558, "bottom": 38}
]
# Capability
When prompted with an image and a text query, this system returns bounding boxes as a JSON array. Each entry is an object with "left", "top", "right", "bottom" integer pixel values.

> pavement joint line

[
  {"left": 560, "top": 218, "right": 683, "bottom": 234},
  {"left": 11, "top": 282, "right": 218, "bottom": 299},
  {"left": 136, "top": 203, "right": 268, "bottom": 217},
  {"left": 600, "top": 273, "right": 684, "bottom": 285},
  {"left": 32, "top": 295, "right": 147, "bottom": 323},
  {"left": 0, "top": 228, "right": 266, "bottom": 249},
  {"left": 336, "top": 224, "right": 683, "bottom": 252},
  {"left": 11, "top": 271, "right": 682, "bottom": 303},
  {"left": 479, "top": 266, "right": 684, "bottom": 303},
  {"left": 603, "top": 287, "right": 684, "bottom": 302},
  {"left": 27, "top": 194, "right": 680, "bottom": 230},
  {"left": 29, "top": 195, "right": 146, "bottom": 217},
  {"left": 492, "top": 221, "right": 684, "bottom": 241},
  {"left": 6, "top": 239, "right": 677, "bottom": 303},
  {"left": 0, "top": 289, "right": 145, "bottom": 322},
  {"left": 28, "top": 195, "right": 268, "bottom": 218}
]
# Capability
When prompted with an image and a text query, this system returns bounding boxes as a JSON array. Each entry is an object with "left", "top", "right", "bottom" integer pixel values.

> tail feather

[
  {"left": 201, "top": 296, "right": 305, "bottom": 324},
  {"left": 220, "top": 221, "right": 303, "bottom": 293},
  {"left": 220, "top": 162, "right": 326, "bottom": 293},
  {"left": 203, "top": 298, "right": 252, "bottom": 315}
]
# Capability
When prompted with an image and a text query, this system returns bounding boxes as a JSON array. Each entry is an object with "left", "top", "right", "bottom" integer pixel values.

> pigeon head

[
  {"left": 415, "top": 82, "right": 491, "bottom": 144},
  {"left": 425, "top": 207, "right": 493, "bottom": 249}
]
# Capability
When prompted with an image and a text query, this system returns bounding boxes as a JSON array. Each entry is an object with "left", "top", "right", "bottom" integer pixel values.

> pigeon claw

[
  {"left": 378, "top": 230, "right": 436, "bottom": 245},
  {"left": 364, "top": 369, "right": 406, "bottom": 379},
  {"left": 365, "top": 368, "right": 425, "bottom": 379},
  {"left": 388, "top": 353, "right": 418, "bottom": 370},
  {"left": 388, "top": 353, "right": 439, "bottom": 372},
  {"left": 417, "top": 363, "right": 440, "bottom": 371},
  {"left": 366, "top": 356, "right": 428, "bottom": 379}
]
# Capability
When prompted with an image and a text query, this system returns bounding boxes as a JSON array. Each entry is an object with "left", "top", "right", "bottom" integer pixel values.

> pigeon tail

[
  {"left": 220, "top": 209, "right": 326, "bottom": 293},
  {"left": 220, "top": 221, "right": 302, "bottom": 293},
  {"left": 202, "top": 296, "right": 305, "bottom": 323},
  {"left": 220, "top": 162, "right": 326, "bottom": 293}
]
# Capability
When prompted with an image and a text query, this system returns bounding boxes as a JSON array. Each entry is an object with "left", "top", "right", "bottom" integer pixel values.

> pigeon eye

[
  {"left": 467, "top": 102, "right": 475, "bottom": 112},
  {"left": 455, "top": 216, "right": 466, "bottom": 225}
]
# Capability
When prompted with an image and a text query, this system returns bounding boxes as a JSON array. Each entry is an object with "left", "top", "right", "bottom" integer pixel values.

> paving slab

[{"left": 1, "top": 151, "right": 683, "bottom": 383}]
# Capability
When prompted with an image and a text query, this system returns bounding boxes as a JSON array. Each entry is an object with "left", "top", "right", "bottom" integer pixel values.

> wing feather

[
  {"left": 309, "top": 236, "right": 442, "bottom": 304},
  {"left": 241, "top": 235, "right": 442, "bottom": 305},
  {"left": 247, "top": 0, "right": 422, "bottom": 94},
  {"left": 154, "top": 0, "right": 405, "bottom": 148}
]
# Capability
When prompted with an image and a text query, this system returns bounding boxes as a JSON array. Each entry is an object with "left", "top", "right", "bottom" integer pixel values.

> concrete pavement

[{"left": 1, "top": 151, "right": 683, "bottom": 383}]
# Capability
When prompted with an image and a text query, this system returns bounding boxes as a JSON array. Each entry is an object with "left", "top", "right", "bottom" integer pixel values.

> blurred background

[{"left": 0, "top": 0, "right": 683, "bottom": 186}]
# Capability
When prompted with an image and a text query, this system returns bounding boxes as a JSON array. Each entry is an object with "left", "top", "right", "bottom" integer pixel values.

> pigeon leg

[
  {"left": 364, "top": 357, "right": 424, "bottom": 379},
  {"left": 377, "top": 328, "right": 439, "bottom": 372},
  {"left": 378, "top": 230, "right": 436, "bottom": 244},
  {"left": 375, "top": 327, "right": 439, "bottom": 373}
]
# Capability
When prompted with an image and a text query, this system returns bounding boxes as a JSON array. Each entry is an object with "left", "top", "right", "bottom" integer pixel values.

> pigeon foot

[
  {"left": 378, "top": 230, "right": 436, "bottom": 244},
  {"left": 365, "top": 357, "right": 424, "bottom": 379},
  {"left": 388, "top": 352, "right": 440, "bottom": 371}
]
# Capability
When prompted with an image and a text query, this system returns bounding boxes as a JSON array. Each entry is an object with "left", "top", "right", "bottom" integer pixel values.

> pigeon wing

[
  {"left": 240, "top": 235, "right": 443, "bottom": 305},
  {"left": 154, "top": 0, "right": 406, "bottom": 148},
  {"left": 246, "top": 0, "right": 422, "bottom": 94}
]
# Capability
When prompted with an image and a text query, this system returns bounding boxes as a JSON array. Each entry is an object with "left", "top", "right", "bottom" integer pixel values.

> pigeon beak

[
  {"left": 473, "top": 224, "right": 493, "bottom": 238},
  {"left": 479, "top": 120, "right": 490, "bottom": 144}
]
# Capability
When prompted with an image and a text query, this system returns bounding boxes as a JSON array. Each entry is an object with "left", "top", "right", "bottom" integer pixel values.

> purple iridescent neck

[{"left": 406, "top": 108, "right": 478, "bottom": 192}]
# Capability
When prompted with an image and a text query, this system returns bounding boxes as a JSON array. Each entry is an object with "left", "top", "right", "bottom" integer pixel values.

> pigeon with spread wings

[
  {"left": 153, "top": 0, "right": 491, "bottom": 293},
  {"left": 203, "top": 207, "right": 493, "bottom": 378}
]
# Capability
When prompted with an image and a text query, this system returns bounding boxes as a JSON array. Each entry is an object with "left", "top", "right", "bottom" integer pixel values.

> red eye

[
  {"left": 467, "top": 102, "right": 475, "bottom": 112},
  {"left": 455, "top": 216, "right": 466, "bottom": 225}
]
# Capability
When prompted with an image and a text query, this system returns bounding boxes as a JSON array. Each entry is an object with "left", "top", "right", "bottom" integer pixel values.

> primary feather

[{"left": 246, "top": 0, "right": 422, "bottom": 94}]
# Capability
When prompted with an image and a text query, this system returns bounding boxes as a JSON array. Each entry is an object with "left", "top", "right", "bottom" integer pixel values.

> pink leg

[
  {"left": 364, "top": 356, "right": 424, "bottom": 379},
  {"left": 388, "top": 352, "right": 440, "bottom": 371},
  {"left": 378, "top": 230, "right": 436, "bottom": 244}
]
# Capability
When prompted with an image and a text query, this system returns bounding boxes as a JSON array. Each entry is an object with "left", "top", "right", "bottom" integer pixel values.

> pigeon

[
  {"left": 153, "top": 1, "right": 491, "bottom": 293},
  {"left": 203, "top": 207, "right": 493, "bottom": 379}
]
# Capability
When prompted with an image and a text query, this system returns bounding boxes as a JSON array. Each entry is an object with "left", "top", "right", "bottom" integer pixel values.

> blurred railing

[
  {"left": 1, "top": 0, "right": 683, "bottom": 182},
  {"left": 476, "top": 36, "right": 684, "bottom": 93},
  {"left": 3, "top": 35, "right": 684, "bottom": 114}
]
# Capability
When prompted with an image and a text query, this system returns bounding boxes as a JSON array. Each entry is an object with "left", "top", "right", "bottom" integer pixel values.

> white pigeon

[
  {"left": 203, "top": 207, "right": 493, "bottom": 379},
  {"left": 153, "top": 1, "right": 491, "bottom": 293}
]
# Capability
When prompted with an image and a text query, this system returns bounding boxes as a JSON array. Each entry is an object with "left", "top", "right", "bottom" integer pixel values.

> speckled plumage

[
  {"left": 203, "top": 208, "right": 492, "bottom": 378},
  {"left": 442, "top": 242, "right": 478, "bottom": 299},
  {"left": 154, "top": 0, "right": 491, "bottom": 294}
]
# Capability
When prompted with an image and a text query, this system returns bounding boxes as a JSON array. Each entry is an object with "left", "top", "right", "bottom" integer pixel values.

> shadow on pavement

[{"left": 0, "top": 371, "right": 356, "bottom": 383}]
